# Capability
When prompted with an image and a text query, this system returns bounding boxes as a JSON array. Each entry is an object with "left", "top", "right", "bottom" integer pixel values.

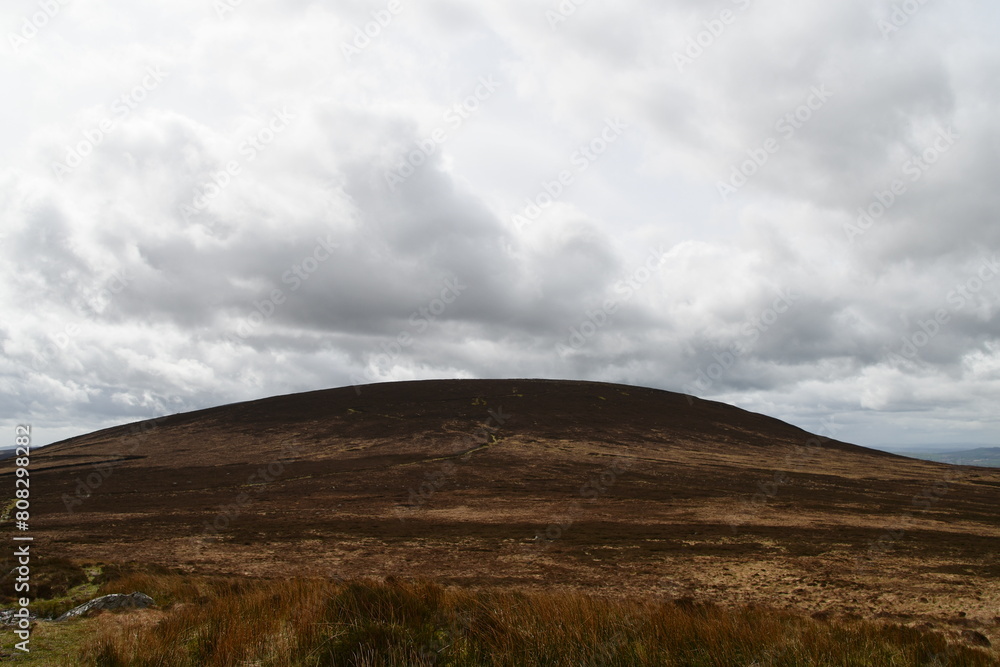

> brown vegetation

[
  {"left": 2, "top": 379, "right": 998, "bottom": 660},
  {"left": 81, "top": 571, "right": 995, "bottom": 666}
]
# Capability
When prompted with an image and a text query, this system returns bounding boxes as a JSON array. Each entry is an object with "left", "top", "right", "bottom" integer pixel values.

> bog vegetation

[{"left": 1, "top": 560, "right": 994, "bottom": 666}]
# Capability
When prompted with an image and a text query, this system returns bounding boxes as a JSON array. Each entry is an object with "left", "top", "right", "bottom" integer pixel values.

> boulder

[
  {"left": 55, "top": 592, "right": 155, "bottom": 621},
  {"left": 0, "top": 609, "right": 37, "bottom": 626}
]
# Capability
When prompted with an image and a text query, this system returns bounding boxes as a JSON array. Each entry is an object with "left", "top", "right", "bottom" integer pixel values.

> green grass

[
  {"left": 1, "top": 561, "right": 995, "bottom": 666},
  {"left": 0, "top": 616, "right": 101, "bottom": 665},
  {"left": 0, "top": 557, "right": 106, "bottom": 620}
]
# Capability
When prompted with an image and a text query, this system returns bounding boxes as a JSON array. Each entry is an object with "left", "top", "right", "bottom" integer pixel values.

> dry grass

[{"left": 77, "top": 573, "right": 995, "bottom": 666}]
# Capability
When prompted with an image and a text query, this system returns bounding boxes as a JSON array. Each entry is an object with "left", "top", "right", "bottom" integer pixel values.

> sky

[{"left": 2, "top": 0, "right": 999, "bottom": 452}]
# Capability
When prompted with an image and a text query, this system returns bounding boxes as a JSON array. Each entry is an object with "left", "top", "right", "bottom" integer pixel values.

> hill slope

[{"left": 4, "top": 379, "right": 999, "bottom": 647}]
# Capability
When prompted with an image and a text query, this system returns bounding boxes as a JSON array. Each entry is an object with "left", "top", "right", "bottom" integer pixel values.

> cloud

[{"left": 2, "top": 0, "right": 998, "bottom": 450}]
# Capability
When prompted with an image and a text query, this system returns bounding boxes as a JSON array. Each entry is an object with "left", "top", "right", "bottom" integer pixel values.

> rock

[
  {"left": 962, "top": 630, "right": 991, "bottom": 647},
  {"left": 55, "top": 592, "right": 155, "bottom": 621},
  {"left": 0, "top": 609, "right": 37, "bottom": 626}
]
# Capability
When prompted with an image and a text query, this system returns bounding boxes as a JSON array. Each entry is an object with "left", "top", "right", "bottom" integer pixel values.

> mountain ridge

[
  {"left": 3, "top": 378, "right": 998, "bottom": 647},
  {"left": 29, "top": 378, "right": 903, "bottom": 472}
]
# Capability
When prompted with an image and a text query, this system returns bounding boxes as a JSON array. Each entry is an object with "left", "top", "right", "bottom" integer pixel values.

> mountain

[{"left": 3, "top": 379, "right": 999, "bottom": 643}]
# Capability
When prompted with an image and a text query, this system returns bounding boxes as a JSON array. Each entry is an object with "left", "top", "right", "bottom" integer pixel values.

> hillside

[{"left": 4, "top": 379, "right": 999, "bottom": 652}]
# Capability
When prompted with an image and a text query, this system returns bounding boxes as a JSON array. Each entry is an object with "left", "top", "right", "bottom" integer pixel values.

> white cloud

[{"left": 2, "top": 0, "right": 998, "bottom": 451}]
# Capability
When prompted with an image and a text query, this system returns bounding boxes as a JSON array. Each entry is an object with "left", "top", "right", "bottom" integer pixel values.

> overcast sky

[{"left": 3, "top": 0, "right": 999, "bottom": 452}]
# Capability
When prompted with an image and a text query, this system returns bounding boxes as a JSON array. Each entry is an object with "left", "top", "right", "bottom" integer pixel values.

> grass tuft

[{"left": 57, "top": 569, "right": 995, "bottom": 666}]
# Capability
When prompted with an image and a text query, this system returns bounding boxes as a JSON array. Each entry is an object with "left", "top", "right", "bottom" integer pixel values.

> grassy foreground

[{"left": 1, "top": 562, "right": 995, "bottom": 666}]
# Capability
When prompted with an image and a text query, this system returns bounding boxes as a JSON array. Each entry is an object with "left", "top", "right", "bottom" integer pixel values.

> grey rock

[
  {"left": 0, "top": 609, "right": 37, "bottom": 626},
  {"left": 55, "top": 592, "right": 155, "bottom": 622}
]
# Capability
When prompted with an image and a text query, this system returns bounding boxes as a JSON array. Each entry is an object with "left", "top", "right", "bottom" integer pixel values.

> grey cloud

[{"left": 2, "top": 0, "right": 998, "bottom": 451}]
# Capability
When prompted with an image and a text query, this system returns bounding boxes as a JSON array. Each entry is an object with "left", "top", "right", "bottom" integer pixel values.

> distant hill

[{"left": 897, "top": 447, "right": 1000, "bottom": 468}]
